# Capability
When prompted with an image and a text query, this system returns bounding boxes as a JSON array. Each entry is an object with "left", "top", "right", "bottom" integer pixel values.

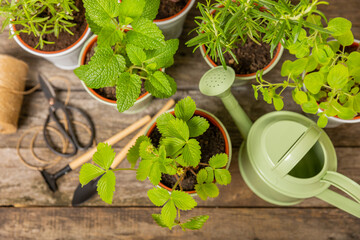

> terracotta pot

[
  {"left": 145, "top": 108, "right": 232, "bottom": 195},
  {"left": 10, "top": 24, "right": 92, "bottom": 70}
]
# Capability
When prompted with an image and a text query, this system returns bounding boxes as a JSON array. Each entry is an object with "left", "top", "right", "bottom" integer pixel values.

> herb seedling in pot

[
  {"left": 253, "top": 17, "right": 360, "bottom": 127},
  {"left": 74, "top": 0, "right": 179, "bottom": 112},
  {"left": 0, "top": 0, "right": 82, "bottom": 49},
  {"left": 79, "top": 97, "right": 232, "bottom": 230}
]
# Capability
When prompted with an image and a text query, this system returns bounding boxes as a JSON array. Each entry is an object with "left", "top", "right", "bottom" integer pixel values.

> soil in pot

[
  {"left": 148, "top": 117, "right": 226, "bottom": 191},
  {"left": 214, "top": 38, "right": 277, "bottom": 75},
  {"left": 156, "top": 0, "right": 189, "bottom": 20},
  {"left": 84, "top": 42, "right": 147, "bottom": 100},
  {"left": 15, "top": 0, "right": 87, "bottom": 52}
]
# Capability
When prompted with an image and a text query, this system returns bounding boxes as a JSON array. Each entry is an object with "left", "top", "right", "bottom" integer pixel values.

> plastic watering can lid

[{"left": 247, "top": 111, "right": 334, "bottom": 178}]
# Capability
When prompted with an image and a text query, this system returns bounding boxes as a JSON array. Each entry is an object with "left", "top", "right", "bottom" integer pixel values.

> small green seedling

[
  {"left": 0, "top": 0, "right": 79, "bottom": 49},
  {"left": 74, "top": 0, "right": 178, "bottom": 112},
  {"left": 253, "top": 17, "right": 360, "bottom": 127},
  {"left": 79, "top": 97, "right": 231, "bottom": 230},
  {"left": 186, "top": 0, "right": 330, "bottom": 69}
]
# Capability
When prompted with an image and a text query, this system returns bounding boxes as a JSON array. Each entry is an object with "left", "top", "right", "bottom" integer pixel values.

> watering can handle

[
  {"left": 273, "top": 126, "right": 322, "bottom": 177},
  {"left": 316, "top": 171, "right": 360, "bottom": 218}
]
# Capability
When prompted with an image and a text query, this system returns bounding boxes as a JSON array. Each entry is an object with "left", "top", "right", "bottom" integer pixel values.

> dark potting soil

[
  {"left": 15, "top": 0, "right": 87, "bottom": 52},
  {"left": 84, "top": 42, "right": 147, "bottom": 100},
  {"left": 149, "top": 119, "right": 226, "bottom": 191},
  {"left": 156, "top": 0, "right": 189, "bottom": 20},
  {"left": 215, "top": 38, "right": 276, "bottom": 75}
]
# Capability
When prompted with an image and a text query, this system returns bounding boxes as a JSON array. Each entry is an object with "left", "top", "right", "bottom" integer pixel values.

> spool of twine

[{"left": 0, "top": 54, "right": 29, "bottom": 134}]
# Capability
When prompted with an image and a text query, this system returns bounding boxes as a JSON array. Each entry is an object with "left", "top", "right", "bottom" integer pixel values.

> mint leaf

[
  {"left": 126, "top": 43, "right": 146, "bottom": 66},
  {"left": 174, "top": 96, "right": 196, "bottom": 122},
  {"left": 161, "top": 118, "right": 189, "bottom": 141},
  {"left": 93, "top": 143, "right": 115, "bottom": 170},
  {"left": 146, "top": 71, "right": 174, "bottom": 98},
  {"left": 147, "top": 187, "right": 170, "bottom": 206},
  {"left": 209, "top": 153, "right": 228, "bottom": 169},
  {"left": 136, "top": 160, "right": 153, "bottom": 181},
  {"left": 181, "top": 215, "right": 209, "bottom": 230},
  {"left": 97, "top": 170, "right": 116, "bottom": 204},
  {"left": 149, "top": 162, "right": 162, "bottom": 185},
  {"left": 74, "top": 47, "right": 126, "bottom": 88},
  {"left": 171, "top": 190, "right": 197, "bottom": 210},
  {"left": 327, "top": 64, "right": 349, "bottom": 89},
  {"left": 214, "top": 169, "right": 231, "bottom": 185},
  {"left": 145, "top": 39, "right": 179, "bottom": 68},
  {"left": 127, "top": 18, "right": 165, "bottom": 50},
  {"left": 195, "top": 183, "right": 219, "bottom": 201},
  {"left": 127, "top": 135, "right": 150, "bottom": 168},
  {"left": 161, "top": 138, "right": 186, "bottom": 157},
  {"left": 98, "top": 25, "right": 124, "bottom": 47},
  {"left": 119, "top": 0, "right": 145, "bottom": 18},
  {"left": 116, "top": 72, "right": 142, "bottom": 112},
  {"left": 83, "top": 0, "right": 120, "bottom": 28},
  {"left": 141, "top": 0, "right": 160, "bottom": 20},
  {"left": 182, "top": 139, "right": 201, "bottom": 167},
  {"left": 187, "top": 116, "right": 210, "bottom": 138},
  {"left": 326, "top": 17, "right": 352, "bottom": 37},
  {"left": 161, "top": 199, "right": 177, "bottom": 229},
  {"left": 79, "top": 163, "right": 105, "bottom": 186},
  {"left": 304, "top": 72, "right": 324, "bottom": 94}
]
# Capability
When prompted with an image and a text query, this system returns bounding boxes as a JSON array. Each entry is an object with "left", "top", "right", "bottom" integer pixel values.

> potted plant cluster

[
  {"left": 74, "top": 0, "right": 179, "bottom": 113},
  {"left": 79, "top": 97, "right": 232, "bottom": 230},
  {"left": 253, "top": 16, "right": 360, "bottom": 128},
  {"left": 186, "top": 0, "right": 332, "bottom": 85},
  {"left": 0, "top": 0, "right": 92, "bottom": 70}
]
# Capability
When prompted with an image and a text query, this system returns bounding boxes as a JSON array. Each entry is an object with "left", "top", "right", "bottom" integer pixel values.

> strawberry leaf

[
  {"left": 79, "top": 163, "right": 105, "bottom": 186},
  {"left": 97, "top": 170, "right": 116, "bottom": 204}
]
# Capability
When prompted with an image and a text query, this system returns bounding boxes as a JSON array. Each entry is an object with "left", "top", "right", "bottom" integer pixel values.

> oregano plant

[
  {"left": 74, "top": 0, "right": 179, "bottom": 112},
  {"left": 0, "top": 0, "right": 79, "bottom": 49},
  {"left": 79, "top": 97, "right": 232, "bottom": 230},
  {"left": 253, "top": 17, "right": 360, "bottom": 127}
]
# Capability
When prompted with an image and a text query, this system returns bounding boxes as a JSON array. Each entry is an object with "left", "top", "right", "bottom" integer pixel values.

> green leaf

[
  {"left": 149, "top": 162, "right": 162, "bottom": 185},
  {"left": 209, "top": 153, "right": 228, "bottom": 169},
  {"left": 334, "top": 30, "right": 354, "bottom": 46},
  {"left": 313, "top": 45, "right": 334, "bottom": 65},
  {"left": 127, "top": 18, "right": 165, "bottom": 50},
  {"left": 93, "top": 143, "right": 115, "bottom": 170},
  {"left": 146, "top": 71, "right": 174, "bottom": 98},
  {"left": 127, "top": 136, "right": 151, "bottom": 168},
  {"left": 306, "top": 55, "right": 318, "bottom": 73},
  {"left": 347, "top": 52, "right": 360, "bottom": 77},
  {"left": 304, "top": 72, "right": 324, "bottom": 94},
  {"left": 354, "top": 93, "right": 360, "bottom": 112},
  {"left": 162, "top": 138, "right": 186, "bottom": 157},
  {"left": 145, "top": 39, "right": 179, "bottom": 68},
  {"left": 327, "top": 64, "right": 349, "bottom": 89},
  {"left": 281, "top": 60, "right": 292, "bottom": 77},
  {"left": 214, "top": 169, "right": 231, "bottom": 185},
  {"left": 136, "top": 160, "right": 153, "bottom": 181},
  {"left": 174, "top": 96, "right": 196, "bottom": 122},
  {"left": 139, "top": 141, "right": 157, "bottom": 160},
  {"left": 338, "top": 107, "right": 357, "bottom": 120},
  {"left": 187, "top": 116, "right": 209, "bottom": 138},
  {"left": 195, "top": 183, "right": 219, "bottom": 201},
  {"left": 196, "top": 169, "right": 208, "bottom": 184},
  {"left": 295, "top": 91, "right": 308, "bottom": 104},
  {"left": 171, "top": 190, "right": 197, "bottom": 210},
  {"left": 83, "top": 0, "right": 120, "bottom": 29},
  {"left": 181, "top": 215, "right": 209, "bottom": 230},
  {"left": 326, "top": 17, "right": 352, "bottom": 36},
  {"left": 79, "top": 163, "right": 105, "bottom": 186},
  {"left": 161, "top": 199, "right": 177, "bottom": 229},
  {"left": 116, "top": 72, "right": 142, "bottom": 112},
  {"left": 161, "top": 119, "right": 189, "bottom": 141},
  {"left": 290, "top": 58, "right": 308, "bottom": 76},
  {"left": 97, "top": 170, "right": 116, "bottom": 204},
  {"left": 156, "top": 113, "right": 175, "bottom": 137},
  {"left": 317, "top": 114, "right": 328, "bottom": 128},
  {"left": 74, "top": 47, "right": 126, "bottom": 88},
  {"left": 126, "top": 44, "right": 146, "bottom": 66},
  {"left": 141, "top": 0, "right": 160, "bottom": 20},
  {"left": 204, "top": 167, "right": 214, "bottom": 183},
  {"left": 152, "top": 214, "right": 169, "bottom": 228},
  {"left": 119, "top": 0, "right": 145, "bottom": 18},
  {"left": 182, "top": 139, "right": 201, "bottom": 167},
  {"left": 273, "top": 96, "right": 284, "bottom": 111},
  {"left": 97, "top": 24, "right": 124, "bottom": 47},
  {"left": 147, "top": 187, "right": 170, "bottom": 206},
  {"left": 302, "top": 100, "right": 319, "bottom": 114}
]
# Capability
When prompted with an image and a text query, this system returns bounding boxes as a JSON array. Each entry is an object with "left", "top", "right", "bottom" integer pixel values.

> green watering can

[{"left": 199, "top": 66, "right": 360, "bottom": 218}]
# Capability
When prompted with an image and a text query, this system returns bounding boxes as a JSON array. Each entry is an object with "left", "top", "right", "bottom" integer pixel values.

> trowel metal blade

[{"left": 71, "top": 175, "right": 102, "bottom": 206}]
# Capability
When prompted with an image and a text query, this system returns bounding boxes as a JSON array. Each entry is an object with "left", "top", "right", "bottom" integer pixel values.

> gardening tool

[
  {"left": 39, "top": 73, "right": 95, "bottom": 157},
  {"left": 71, "top": 99, "right": 175, "bottom": 206},
  {"left": 199, "top": 66, "right": 360, "bottom": 218},
  {"left": 40, "top": 115, "right": 151, "bottom": 192}
]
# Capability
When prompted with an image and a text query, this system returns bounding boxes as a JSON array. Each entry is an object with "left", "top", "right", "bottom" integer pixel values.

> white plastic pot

[
  {"left": 10, "top": 24, "right": 92, "bottom": 70},
  {"left": 78, "top": 35, "right": 154, "bottom": 114},
  {"left": 154, "top": 0, "right": 196, "bottom": 39}
]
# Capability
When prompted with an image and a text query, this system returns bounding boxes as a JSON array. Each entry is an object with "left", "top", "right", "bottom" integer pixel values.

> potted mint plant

[
  {"left": 0, "top": 0, "right": 91, "bottom": 70},
  {"left": 254, "top": 17, "right": 360, "bottom": 128},
  {"left": 79, "top": 97, "right": 232, "bottom": 230},
  {"left": 75, "top": 0, "right": 179, "bottom": 113},
  {"left": 186, "top": 0, "right": 332, "bottom": 85}
]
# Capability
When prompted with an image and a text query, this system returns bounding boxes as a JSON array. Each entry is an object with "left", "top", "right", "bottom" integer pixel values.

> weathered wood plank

[
  {"left": 0, "top": 207, "right": 359, "bottom": 240},
  {"left": 1, "top": 147, "right": 358, "bottom": 207}
]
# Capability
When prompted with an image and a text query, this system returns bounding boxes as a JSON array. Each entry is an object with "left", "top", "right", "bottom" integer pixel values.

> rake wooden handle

[
  {"left": 69, "top": 115, "right": 151, "bottom": 170},
  {"left": 111, "top": 99, "right": 175, "bottom": 169}
]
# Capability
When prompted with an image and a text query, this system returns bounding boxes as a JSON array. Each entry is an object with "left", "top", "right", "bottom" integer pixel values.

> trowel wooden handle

[
  {"left": 69, "top": 115, "right": 151, "bottom": 170},
  {"left": 111, "top": 99, "right": 175, "bottom": 169}
]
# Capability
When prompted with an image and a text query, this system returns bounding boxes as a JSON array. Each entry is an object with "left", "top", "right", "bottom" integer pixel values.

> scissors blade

[{"left": 39, "top": 74, "right": 56, "bottom": 100}]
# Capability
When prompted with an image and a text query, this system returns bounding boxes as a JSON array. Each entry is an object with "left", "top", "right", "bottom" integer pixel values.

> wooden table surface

[{"left": 1, "top": 1, "right": 360, "bottom": 239}]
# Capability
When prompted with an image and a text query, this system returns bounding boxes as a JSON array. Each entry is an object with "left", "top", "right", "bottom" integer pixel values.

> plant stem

[{"left": 111, "top": 168, "right": 137, "bottom": 171}]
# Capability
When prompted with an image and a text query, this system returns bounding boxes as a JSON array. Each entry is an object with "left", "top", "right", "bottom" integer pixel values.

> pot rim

[
  {"left": 145, "top": 108, "right": 232, "bottom": 194},
  {"left": 154, "top": 0, "right": 195, "bottom": 24}
]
